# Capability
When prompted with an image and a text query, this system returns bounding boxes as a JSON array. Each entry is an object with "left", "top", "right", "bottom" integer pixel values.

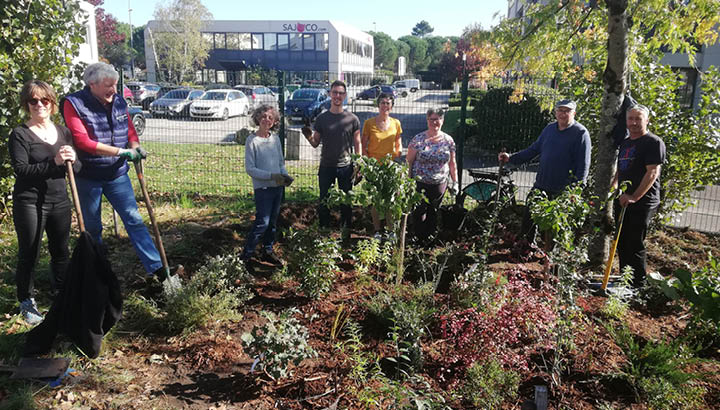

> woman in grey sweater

[{"left": 241, "top": 105, "right": 293, "bottom": 264}]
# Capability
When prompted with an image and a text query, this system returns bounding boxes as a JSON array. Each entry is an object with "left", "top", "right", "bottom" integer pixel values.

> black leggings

[
  {"left": 13, "top": 199, "right": 72, "bottom": 301},
  {"left": 412, "top": 181, "right": 447, "bottom": 238}
]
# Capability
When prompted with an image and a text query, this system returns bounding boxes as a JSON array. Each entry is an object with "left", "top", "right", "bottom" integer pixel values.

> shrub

[
  {"left": 284, "top": 226, "right": 342, "bottom": 298},
  {"left": 353, "top": 237, "right": 392, "bottom": 275},
  {"left": 638, "top": 376, "right": 706, "bottom": 410},
  {"left": 470, "top": 86, "right": 554, "bottom": 152},
  {"left": 164, "top": 254, "right": 252, "bottom": 333},
  {"left": 241, "top": 308, "right": 316, "bottom": 380},
  {"left": 457, "top": 358, "right": 520, "bottom": 408}
]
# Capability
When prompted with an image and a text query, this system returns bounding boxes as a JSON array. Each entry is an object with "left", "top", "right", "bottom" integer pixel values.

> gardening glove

[
  {"left": 448, "top": 182, "right": 459, "bottom": 196},
  {"left": 282, "top": 174, "right": 294, "bottom": 187},
  {"left": 118, "top": 148, "right": 142, "bottom": 162},
  {"left": 271, "top": 173, "right": 286, "bottom": 185},
  {"left": 135, "top": 146, "right": 148, "bottom": 160}
]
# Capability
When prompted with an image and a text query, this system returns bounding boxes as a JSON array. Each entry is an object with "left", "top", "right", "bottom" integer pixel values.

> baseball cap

[{"left": 555, "top": 99, "right": 576, "bottom": 110}]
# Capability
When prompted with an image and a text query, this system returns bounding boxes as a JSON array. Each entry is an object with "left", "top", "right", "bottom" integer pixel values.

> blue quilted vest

[{"left": 64, "top": 87, "right": 130, "bottom": 180}]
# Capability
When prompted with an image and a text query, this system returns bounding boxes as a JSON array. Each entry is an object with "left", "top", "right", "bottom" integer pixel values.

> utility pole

[{"left": 129, "top": 0, "right": 134, "bottom": 79}]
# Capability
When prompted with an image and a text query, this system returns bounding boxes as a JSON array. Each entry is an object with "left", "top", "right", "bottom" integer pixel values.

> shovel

[
  {"left": 133, "top": 156, "right": 182, "bottom": 295},
  {"left": 600, "top": 205, "right": 627, "bottom": 291}
]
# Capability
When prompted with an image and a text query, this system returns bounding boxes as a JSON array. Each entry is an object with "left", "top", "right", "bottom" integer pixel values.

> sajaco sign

[{"left": 282, "top": 23, "right": 327, "bottom": 32}]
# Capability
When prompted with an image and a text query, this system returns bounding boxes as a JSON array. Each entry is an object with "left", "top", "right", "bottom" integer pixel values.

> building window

[
  {"left": 264, "top": 33, "right": 276, "bottom": 50},
  {"left": 238, "top": 33, "right": 251, "bottom": 50},
  {"left": 277, "top": 33, "right": 289, "bottom": 50},
  {"left": 303, "top": 33, "right": 314, "bottom": 50},
  {"left": 226, "top": 33, "right": 239, "bottom": 49},
  {"left": 316, "top": 33, "right": 328, "bottom": 51},
  {"left": 677, "top": 68, "right": 698, "bottom": 108},
  {"left": 289, "top": 33, "right": 302, "bottom": 50},
  {"left": 214, "top": 33, "right": 225, "bottom": 49},
  {"left": 252, "top": 33, "right": 263, "bottom": 49},
  {"left": 202, "top": 33, "right": 214, "bottom": 48}
]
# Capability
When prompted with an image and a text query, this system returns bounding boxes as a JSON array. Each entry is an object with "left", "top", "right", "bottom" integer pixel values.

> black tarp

[{"left": 24, "top": 231, "right": 122, "bottom": 358}]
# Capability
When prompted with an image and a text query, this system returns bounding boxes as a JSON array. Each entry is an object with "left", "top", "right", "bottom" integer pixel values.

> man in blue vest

[{"left": 63, "top": 62, "right": 168, "bottom": 281}]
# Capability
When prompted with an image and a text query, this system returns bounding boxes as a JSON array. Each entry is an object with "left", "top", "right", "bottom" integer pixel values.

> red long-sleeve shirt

[{"left": 62, "top": 99, "right": 139, "bottom": 155}]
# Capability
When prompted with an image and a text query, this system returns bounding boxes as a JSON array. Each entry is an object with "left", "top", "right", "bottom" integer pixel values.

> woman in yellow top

[{"left": 361, "top": 92, "right": 403, "bottom": 237}]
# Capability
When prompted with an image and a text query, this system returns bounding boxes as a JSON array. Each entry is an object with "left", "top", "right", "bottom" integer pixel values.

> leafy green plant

[
  {"left": 456, "top": 358, "right": 520, "bottom": 409},
  {"left": 528, "top": 182, "right": 594, "bottom": 254},
  {"left": 648, "top": 252, "right": 720, "bottom": 325},
  {"left": 164, "top": 254, "right": 252, "bottom": 333},
  {"left": 241, "top": 308, "right": 316, "bottom": 380},
  {"left": 638, "top": 376, "right": 706, "bottom": 410},
  {"left": 336, "top": 319, "right": 381, "bottom": 383},
  {"left": 352, "top": 237, "right": 392, "bottom": 275},
  {"left": 605, "top": 323, "right": 702, "bottom": 401},
  {"left": 284, "top": 225, "right": 342, "bottom": 298},
  {"left": 600, "top": 266, "right": 635, "bottom": 320},
  {"left": 328, "top": 155, "right": 424, "bottom": 283}
]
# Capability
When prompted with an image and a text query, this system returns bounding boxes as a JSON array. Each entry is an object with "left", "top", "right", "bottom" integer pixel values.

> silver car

[
  {"left": 233, "top": 85, "right": 277, "bottom": 109},
  {"left": 150, "top": 88, "right": 205, "bottom": 118}
]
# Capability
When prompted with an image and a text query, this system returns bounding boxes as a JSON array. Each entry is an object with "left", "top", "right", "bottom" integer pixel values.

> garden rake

[{"left": 601, "top": 205, "right": 627, "bottom": 291}]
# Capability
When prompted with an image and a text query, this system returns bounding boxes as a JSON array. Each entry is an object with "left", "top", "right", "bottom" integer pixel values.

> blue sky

[{"left": 101, "top": 0, "right": 508, "bottom": 40}]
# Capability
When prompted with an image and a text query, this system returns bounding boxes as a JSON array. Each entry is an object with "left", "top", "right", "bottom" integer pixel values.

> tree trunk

[
  {"left": 395, "top": 213, "right": 409, "bottom": 285},
  {"left": 589, "top": 0, "right": 629, "bottom": 267}
]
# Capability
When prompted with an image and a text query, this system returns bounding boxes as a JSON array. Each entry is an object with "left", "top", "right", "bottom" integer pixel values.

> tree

[
  {"left": 398, "top": 35, "right": 430, "bottom": 73},
  {"left": 493, "top": 0, "right": 720, "bottom": 265},
  {"left": 151, "top": 0, "right": 213, "bottom": 84},
  {"left": 371, "top": 31, "right": 398, "bottom": 70},
  {"left": 87, "top": 0, "right": 133, "bottom": 67},
  {"left": 412, "top": 20, "right": 434, "bottom": 38},
  {"left": 0, "top": 0, "right": 87, "bottom": 217}
]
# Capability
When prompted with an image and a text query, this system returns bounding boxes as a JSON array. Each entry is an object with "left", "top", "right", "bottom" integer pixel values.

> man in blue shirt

[{"left": 499, "top": 99, "right": 592, "bottom": 241}]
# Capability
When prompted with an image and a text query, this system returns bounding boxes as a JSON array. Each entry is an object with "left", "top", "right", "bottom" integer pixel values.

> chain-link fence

[{"left": 135, "top": 71, "right": 720, "bottom": 233}]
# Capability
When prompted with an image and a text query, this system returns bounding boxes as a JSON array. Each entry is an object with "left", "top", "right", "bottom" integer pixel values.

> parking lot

[{"left": 137, "top": 89, "right": 451, "bottom": 145}]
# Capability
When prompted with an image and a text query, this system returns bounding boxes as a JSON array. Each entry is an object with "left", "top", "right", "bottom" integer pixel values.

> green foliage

[
  {"left": 120, "top": 294, "right": 163, "bottom": 333},
  {"left": 352, "top": 237, "right": 392, "bottom": 275},
  {"left": 0, "top": 385, "right": 38, "bottom": 410},
  {"left": 0, "top": 0, "right": 87, "bottom": 211},
  {"left": 451, "top": 262, "right": 507, "bottom": 310},
  {"left": 241, "top": 308, "right": 316, "bottom": 380},
  {"left": 648, "top": 252, "right": 720, "bottom": 325},
  {"left": 470, "top": 86, "right": 554, "bottom": 152},
  {"left": 164, "top": 254, "right": 251, "bottom": 333},
  {"left": 599, "top": 266, "right": 634, "bottom": 320},
  {"left": 284, "top": 226, "right": 341, "bottom": 298},
  {"left": 245, "top": 65, "right": 278, "bottom": 86},
  {"left": 457, "top": 359, "right": 520, "bottom": 409},
  {"left": 606, "top": 324, "right": 702, "bottom": 401},
  {"left": 638, "top": 376, "right": 706, "bottom": 410},
  {"left": 411, "top": 20, "right": 434, "bottom": 38},
  {"left": 529, "top": 182, "right": 594, "bottom": 253},
  {"left": 337, "top": 319, "right": 381, "bottom": 383}
]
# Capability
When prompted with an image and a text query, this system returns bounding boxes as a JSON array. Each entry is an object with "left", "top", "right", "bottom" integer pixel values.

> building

[
  {"left": 144, "top": 20, "right": 374, "bottom": 86},
  {"left": 506, "top": 0, "right": 720, "bottom": 108},
  {"left": 75, "top": 1, "right": 99, "bottom": 67}
]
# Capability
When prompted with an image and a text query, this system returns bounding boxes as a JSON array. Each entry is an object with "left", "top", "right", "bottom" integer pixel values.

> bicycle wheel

[{"left": 460, "top": 180, "right": 498, "bottom": 209}]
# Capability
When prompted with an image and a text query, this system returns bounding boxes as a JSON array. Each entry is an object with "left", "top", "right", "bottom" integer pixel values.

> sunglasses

[{"left": 29, "top": 97, "right": 52, "bottom": 106}]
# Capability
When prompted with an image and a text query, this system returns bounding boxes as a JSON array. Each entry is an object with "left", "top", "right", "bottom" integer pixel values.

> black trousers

[
  {"left": 615, "top": 203, "right": 656, "bottom": 287},
  {"left": 521, "top": 188, "right": 559, "bottom": 243},
  {"left": 318, "top": 165, "right": 353, "bottom": 228},
  {"left": 412, "top": 181, "right": 447, "bottom": 239},
  {"left": 13, "top": 199, "right": 72, "bottom": 301}
]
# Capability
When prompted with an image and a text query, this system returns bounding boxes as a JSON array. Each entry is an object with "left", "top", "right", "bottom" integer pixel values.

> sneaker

[
  {"left": 20, "top": 298, "right": 43, "bottom": 325},
  {"left": 260, "top": 250, "right": 284, "bottom": 266}
]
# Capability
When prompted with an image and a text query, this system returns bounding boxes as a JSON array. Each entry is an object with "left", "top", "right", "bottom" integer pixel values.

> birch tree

[
  {"left": 493, "top": 0, "right": 720, "bottom": 265},
  {"left": 152, "top": 0, "right": 212, "bottom": 84}
]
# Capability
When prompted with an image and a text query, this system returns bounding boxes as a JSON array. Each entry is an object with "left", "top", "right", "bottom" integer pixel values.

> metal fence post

[
  {"left": 457, "top": 70, "right": 469, "bottom": 191},
  {"left": 278, "top": 70, "right": 286, "bottom": 154}
]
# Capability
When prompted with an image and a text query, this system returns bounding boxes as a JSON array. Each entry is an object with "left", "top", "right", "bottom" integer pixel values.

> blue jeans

[
  {"left": 318, "top": 165, "right": 353, "bottom": 228},
  {"left": 242, "top": 186, "right": 284, "bottom": 257},
  {"left": 76, "top": 174, "right": 162, "bottom": 274}
]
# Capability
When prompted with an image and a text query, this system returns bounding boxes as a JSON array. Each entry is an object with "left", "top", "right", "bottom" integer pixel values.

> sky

[{"left": 100, "top": 0, "right": 508, "bottom": 40}]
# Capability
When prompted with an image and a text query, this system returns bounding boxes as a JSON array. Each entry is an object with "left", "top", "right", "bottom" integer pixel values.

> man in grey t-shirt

[{"left": 302, "top": 80, "right": 361, "bottom": 230}]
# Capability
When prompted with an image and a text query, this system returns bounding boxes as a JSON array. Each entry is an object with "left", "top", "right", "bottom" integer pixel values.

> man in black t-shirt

[{"left": 614, "top": 104, "right": 666, "bottom": 288}]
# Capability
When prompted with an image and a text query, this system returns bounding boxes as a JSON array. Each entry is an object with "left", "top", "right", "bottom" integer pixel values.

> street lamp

[{"left": 129, "top": 0, "right": 134, "bottom": 79}]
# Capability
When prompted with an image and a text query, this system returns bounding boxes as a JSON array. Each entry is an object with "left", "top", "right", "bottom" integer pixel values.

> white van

[{"left": 392, "top": 79, "right": 420, "bottom": 97}]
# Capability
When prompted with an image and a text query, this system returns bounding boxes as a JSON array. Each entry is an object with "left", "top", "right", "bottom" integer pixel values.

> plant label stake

[{"left": 601, "top": 205, "right": 627, "bottom": 290}]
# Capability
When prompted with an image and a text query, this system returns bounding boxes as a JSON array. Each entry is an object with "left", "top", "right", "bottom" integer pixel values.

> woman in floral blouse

[{"left": 406, "top": 107, "right": 458, "bottom": 239}]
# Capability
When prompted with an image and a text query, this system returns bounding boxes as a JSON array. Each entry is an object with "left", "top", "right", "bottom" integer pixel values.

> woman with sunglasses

[
  {"left": 406, "top": 107, "right": 457, "bottom": 239},
  {"left": 8, "top": 80, "right": 80, "bottom": 325}
]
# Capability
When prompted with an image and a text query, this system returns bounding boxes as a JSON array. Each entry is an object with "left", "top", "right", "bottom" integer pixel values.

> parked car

[
  {"left": 204, "top": 83, "right": 231, "bottom": 90},
  {"left": 129, "top": 106, "right": 145, "bottom": 136},
  {"left": 284, "top": 88, "right": 329, "bottom": 123},
  {"left": 268, "top": 86, "right": 291, "bottom": 102},
  {"left": 393, "top": 79, "right": 420, "bottom": 93},
  {"left": 190, "top": 89, "right": 249, "bottom": 120},
  {"left": 157, "top": 83, "right": 181, "bottom": 99},
  {"left": 150, "top": 88, "right": 205, "bottom": 118},
  {"left": 127, "top": 82, "right": 161, "bottom": 109},
  {"left": 356, "top": 85, "right": 397, "bottom": 100},
  {"left": 233, "top": 85, "right": 277, "bottom": 109},
  {"left": 122, "top": 85, "right": 133, "bottom": 105}
]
